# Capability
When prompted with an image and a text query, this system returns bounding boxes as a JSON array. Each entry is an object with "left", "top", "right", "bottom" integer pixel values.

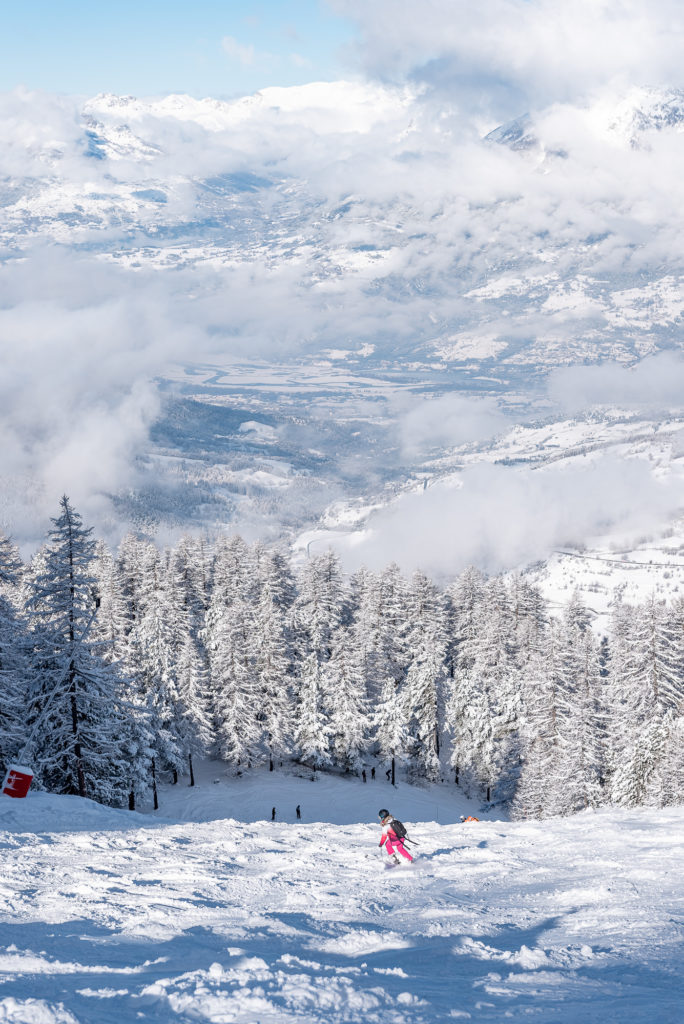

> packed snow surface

[{"left": 1, "top": 769, "right": 683, "bottom": 1023}]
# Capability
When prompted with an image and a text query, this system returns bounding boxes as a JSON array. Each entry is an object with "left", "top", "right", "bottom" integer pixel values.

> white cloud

[
  {"left": 221, "top": 36, "right": 257, "bottom": 67},
  {"left": 548, "top": 352, "right": 684, "bottom": 412},
  {"left": 328, "top": 0, "right": 684, "bottom": 112},
  {"left": 338, "top": 456, "right": 682, "bottom": 578},
  {"left": 397, "top": 394, "right": 509, "bottom": 456}
]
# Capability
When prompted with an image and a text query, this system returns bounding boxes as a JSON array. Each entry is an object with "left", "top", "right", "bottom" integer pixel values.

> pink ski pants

[{"left": 385, "top": 838, "right": 413, "bottom": 861}]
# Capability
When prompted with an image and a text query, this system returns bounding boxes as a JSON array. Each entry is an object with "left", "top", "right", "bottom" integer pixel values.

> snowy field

[{"left": 1, "top": 769, "right": 683, "bottom": 1023}]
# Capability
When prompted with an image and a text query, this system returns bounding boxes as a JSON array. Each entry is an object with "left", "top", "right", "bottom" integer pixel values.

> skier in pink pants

[{"left": 378, "top": 809, "right": 413, "bottom": 863}]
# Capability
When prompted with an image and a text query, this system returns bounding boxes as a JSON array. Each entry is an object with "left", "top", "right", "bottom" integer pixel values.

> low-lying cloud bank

[
  {"left": 548, "top": 352, "right": 684, "bottom": 413},
  {"left": 339, "top": 455, "right": 683, "bottom": 578}
]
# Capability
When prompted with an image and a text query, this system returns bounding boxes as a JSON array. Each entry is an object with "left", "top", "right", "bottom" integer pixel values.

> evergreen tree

[
  {"left": 554, "top": 605, "right": 605, "bottom": 814},
  {"left": 294, "top": 550, "right": 347, "bottom": 666},
  {"left": 126, "top": 544, "right": 186, "bottom": 782},
  {"left": 208, "top": 595, "right": 261, "bottom": 768},
  {"left": 403, "top": 571, "right": 447, "bottom": 781},
  {"left": 294, "top": 653, "right": 331, "bottom": 769},
  {"left": 24, "top": 497, "right": 131, "bottom": 805},
  {"left": 176, "top": 633, "right": 214, "bottom": 784},
  {"left": 445, "top": 577, "right": 521, "bottom": 802},
  {"left": 325, "top": 627, "right": 369, "bottom": 772},
  {"left": 252, "top": 555, "right": 294, "bottom": 770},
  {"left": 609, "top": 596, "right": 682, "bottom": 807},
  {"left": 0, "top": 535, "right": 28, "bottom": 772},
  {"left": 374, "top": 673, "right": 410, "bottom": 785}
]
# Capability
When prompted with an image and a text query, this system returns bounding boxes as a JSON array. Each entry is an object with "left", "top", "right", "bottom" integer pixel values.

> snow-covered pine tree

[
  {"left": 207, "top": 593, "right": 261, "bottom": 768},
  {"left": 290, "top": 550, "right": 349, "bottom": 769},
  {"left": 402, "top": 571, "right": 447, "bottom": 782},
  {"left": 324, "top": 626, "right": 370, "bottom": 773},
  {"left": 125, "top": 542, "right": 186, "bottom": 785},
  {"left": 92, "top": 540, "right": 131, "bottom": 664},
  {"left": 170, "top": 535, "right": 211, "bottom": 639},
  {"left": 552, "top": 593, "right": 605, "bottom": 814},
  {"left": 659, "top": 713, "right": 684, "bottom": 807},
  {"left": 445, "top": 577, "right": 521, "bottom": 802},
  {"left": 347, "top": 567, "right": 385, "bottom": 704},
  {"left": 370, "top": 563, "right": 412, "bottom": 783},
  {"left": 24, "top": 497, "right": 131, "bottom": 805},
  {"left": 176, "top": 633, "right": 214, "bottom": 785},
  {"left": 90, "top": 539, "right": 154, "bottom": 808},
  {"left": 374, "top": 673, "right": 409, "bottom": 786},
  {"left": 0, "top": 535, "right": 28, "bottom": 772},
  {"left": 252, "top": 550, "right": 295, "bottom": 770},
  {"left": 609, "top": 595, "right": 681, "bottom": 807},
  {"left": 508, "top": 575, "right": 547, "bottom": 672},
  {"left": 294, "top": 652, "right": 331, "bottom": 770},
  {"left": 293, "top": 550, "right": 347, "bottom": 666},
  {"left": 512, "top": 617, "right": 562, "bottom": 819}
]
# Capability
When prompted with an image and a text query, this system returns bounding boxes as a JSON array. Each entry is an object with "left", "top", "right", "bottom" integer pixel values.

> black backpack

[{"left": 390, "top": 817, "right": 407, "bottom": 839}]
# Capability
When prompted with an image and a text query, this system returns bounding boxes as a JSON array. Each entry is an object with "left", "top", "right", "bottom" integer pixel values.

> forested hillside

[{"left": 1, "top": 497, "right": 682, "bottom": 818}]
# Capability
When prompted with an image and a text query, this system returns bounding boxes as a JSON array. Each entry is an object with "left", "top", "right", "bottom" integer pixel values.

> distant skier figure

[
  {"left": 378, "top": 809, "right": 413, "bottom": 864},
  {"left": 362, "top": 770, "right": 367, "bottom": 783},
  {"left": 271, "top": 807, "right": 276, "bottom": 821},
  {"left": 296, "top": 804, "right": 301, "bottom": 820},
  {"left": 371, "top": 767, "right": 375, "bottom": 780},
  {"left": 460, "top": 815, "right": 479, "bottom": 823}
]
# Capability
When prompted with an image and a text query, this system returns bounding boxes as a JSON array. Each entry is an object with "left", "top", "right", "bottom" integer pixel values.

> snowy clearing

[{"left": 1, "top": 772, "right": 683, "bottom": 1023}]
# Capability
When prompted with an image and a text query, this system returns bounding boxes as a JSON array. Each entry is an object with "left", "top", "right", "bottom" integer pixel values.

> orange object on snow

[{"left": 460, "top": 815, "right": 479, "bottom": 823}]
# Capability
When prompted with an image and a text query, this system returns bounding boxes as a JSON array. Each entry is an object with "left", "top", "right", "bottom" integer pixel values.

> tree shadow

[{"left": 2, "top": 906, "right": 683, "bottom": 1024}]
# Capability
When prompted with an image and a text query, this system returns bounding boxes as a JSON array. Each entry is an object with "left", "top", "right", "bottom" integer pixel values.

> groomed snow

[{"left": 1, "top": 766, "right": 683, "bottom": 1023}]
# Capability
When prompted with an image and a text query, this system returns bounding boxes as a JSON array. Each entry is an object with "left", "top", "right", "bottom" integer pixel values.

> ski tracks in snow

[{"left": 1, "top": 798, "right": 684, "bottom": 1022}]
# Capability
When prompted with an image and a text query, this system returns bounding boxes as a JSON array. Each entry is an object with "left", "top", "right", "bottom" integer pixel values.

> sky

[
  {"left": 0, "top": 0, "right": 356, "bottom": 98},
  {"left": 5, "top": 1, "right": 684, "bottom": 107}
]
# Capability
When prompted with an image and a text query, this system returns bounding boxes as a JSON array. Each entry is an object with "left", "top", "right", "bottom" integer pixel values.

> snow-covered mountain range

[{"left": 2, "top": 80, "right": 684, "bottom": 592}]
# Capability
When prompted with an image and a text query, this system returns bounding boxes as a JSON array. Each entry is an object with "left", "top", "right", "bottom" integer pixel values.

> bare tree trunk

[
  {"left": 188, "top": 753, "right": 195, "bottom": 787},
  {"left": 69, "top": 662, "right": 86, "bottom": 798},
  {"left": 152, "top": 758, "right": 159, "bottom": 810}
]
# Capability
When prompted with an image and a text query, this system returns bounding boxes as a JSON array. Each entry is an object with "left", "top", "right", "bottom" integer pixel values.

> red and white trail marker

[{"left": 2, "top": 764, "right": 33, "bottom": 799}]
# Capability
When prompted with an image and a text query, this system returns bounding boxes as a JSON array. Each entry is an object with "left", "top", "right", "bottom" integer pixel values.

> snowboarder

[
  {"left": 296, "top": 804, "right": 301, "bottom": 820},
  {"left": 271, "top": 807, "right": 276, "bottom": 821},
  {"left": 378, "top": 809, "right": 413, "bottom": 864},
  {"left": 460, "top": 815, "right": 479, "bottom": 823}
]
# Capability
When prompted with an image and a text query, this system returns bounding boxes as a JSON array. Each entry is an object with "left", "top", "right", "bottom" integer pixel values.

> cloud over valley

[{"left": 3, "top": 32, "right": 684, "bottom": 568}]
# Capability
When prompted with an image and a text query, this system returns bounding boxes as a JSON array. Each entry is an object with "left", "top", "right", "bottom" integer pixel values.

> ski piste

[{"left": 2, "top": 768, "right": 684, "bottom": 1023}]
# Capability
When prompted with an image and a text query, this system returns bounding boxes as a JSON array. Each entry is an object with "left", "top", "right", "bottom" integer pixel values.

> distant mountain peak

[{"left": 487, "top": 87, "right": 684, "bottom": 155}]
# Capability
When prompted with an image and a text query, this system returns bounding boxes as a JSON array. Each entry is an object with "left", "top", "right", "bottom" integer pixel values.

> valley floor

[{"left": 0, "top": 770, "right": 683, "bottom": 1023}]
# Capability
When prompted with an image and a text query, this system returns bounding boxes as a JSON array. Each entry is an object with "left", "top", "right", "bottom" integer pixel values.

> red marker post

[{"left": 2, "top": 764, "right": 34, "bottom": 799}]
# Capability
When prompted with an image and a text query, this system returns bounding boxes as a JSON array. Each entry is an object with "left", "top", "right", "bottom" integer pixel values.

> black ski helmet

[{"left": 378, "top": 808, "right": 390, "bottom": 819}]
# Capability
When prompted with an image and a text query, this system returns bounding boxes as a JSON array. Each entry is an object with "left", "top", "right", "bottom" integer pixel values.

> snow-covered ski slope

[{"left": 1, "top": 771, "right": 683, "bottom": 1023}]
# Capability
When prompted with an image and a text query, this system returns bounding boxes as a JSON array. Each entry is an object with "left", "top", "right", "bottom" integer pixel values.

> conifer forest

[{"left": 1, "top": 496, "right": 682, "bottom": 819}]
